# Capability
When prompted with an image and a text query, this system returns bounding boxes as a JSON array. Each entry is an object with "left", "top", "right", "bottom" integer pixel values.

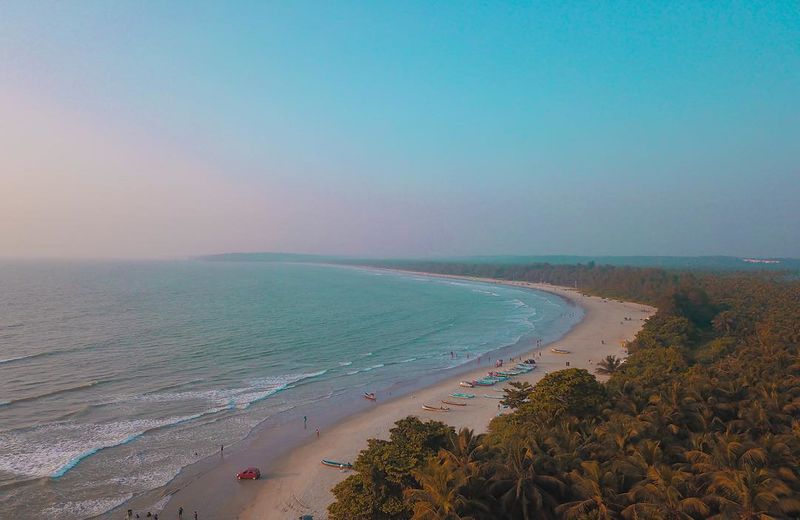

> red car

[{"left": 236, "top": 467, "right": 261, "bottom": 480}]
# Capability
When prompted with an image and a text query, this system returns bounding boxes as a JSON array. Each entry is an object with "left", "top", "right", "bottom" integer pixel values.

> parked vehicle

[{"left": 236, "top": 467, "right": 261, "bottom": 480}]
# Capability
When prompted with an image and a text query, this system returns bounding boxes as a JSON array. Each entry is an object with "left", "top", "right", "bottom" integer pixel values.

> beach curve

[{"left": 238, "top": 275, "right": 655, "bottom": 519}]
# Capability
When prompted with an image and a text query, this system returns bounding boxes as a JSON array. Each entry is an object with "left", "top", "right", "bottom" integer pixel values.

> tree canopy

[{"left": 330, "top": 262, "right": 800, "bottom": 519}]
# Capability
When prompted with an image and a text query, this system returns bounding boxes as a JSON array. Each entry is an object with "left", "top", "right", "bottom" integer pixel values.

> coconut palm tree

[
  {"left": 489, "top": 441, "right": 566, "bottom": 520},
  {"left": 405, "top": 458, "right": 471, "bottom": 520},
  {"left": 442, "top": 428, "right": 484, "bottom": 472},
  {"left": 707, "top": 466, "right": 790, "bottom": 519},
  {"left": 596, "top": 355, "right": 623, "bottom": 376},
  {"left": 621, "top": 464, "right": 709, "bottom": 520},
  {"left": 556, "top": 461, "right": 621, "bottom": 520}
]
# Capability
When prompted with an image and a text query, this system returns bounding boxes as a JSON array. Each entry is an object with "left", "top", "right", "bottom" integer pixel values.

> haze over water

[{"left": 0, "top": 261, "right": 579, "bottom": 518}]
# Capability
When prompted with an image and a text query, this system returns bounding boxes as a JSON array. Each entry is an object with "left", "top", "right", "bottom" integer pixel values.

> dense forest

[{"left": 328, "top": 262, "right": 800, "bottom": 519}]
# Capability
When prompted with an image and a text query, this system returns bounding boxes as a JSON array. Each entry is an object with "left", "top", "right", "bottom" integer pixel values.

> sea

[{"left": 0, "top": 260, "right": 581, "bottom": 519}]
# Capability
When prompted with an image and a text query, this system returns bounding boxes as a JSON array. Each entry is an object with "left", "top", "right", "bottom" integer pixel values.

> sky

[{"left": 1, "top": 1, "right": 798, "bottom": 259}]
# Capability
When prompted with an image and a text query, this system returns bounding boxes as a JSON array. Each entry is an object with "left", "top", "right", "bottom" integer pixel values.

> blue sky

[{"left": 1, "top": 1, "right": 798, "bottom": 258}]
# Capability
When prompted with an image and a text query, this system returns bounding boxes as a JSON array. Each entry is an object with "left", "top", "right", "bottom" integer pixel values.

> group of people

[{"left": 126, "top": 507, "right": 196, "bottom": 520}]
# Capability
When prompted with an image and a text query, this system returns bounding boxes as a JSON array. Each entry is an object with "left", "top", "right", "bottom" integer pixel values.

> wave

[
  {"left": 0, "top": 344, "right": 101, "bottom": 366},
  {"left": 1, "top": 380, "right": 105, "bottom": 407},
  {"left": 134, "top": 370, "right": 328, "bottom": 411},
  {"left": 361, "top": 352, "right": 373, "bottom": 356},
  {"left": 42, "top": 493, "right": 133, "bottom": 519},
  {"left": 346, "top": 363, "right": 385, "bottom": 376},
  {"left": 338, "top": 361, "right": 352, "bottom": 366},
  {"left": 400, "top": 357, "right": 417, "bottom": 363},
  {"left": 0, "top": 353, "right": 47, "bottom": 365},
  {"left": 0, "top": 323, "right": 24, "bottom": 330},
  {"left": 0, "top": 410, "right": 225, "bottom": 479}
]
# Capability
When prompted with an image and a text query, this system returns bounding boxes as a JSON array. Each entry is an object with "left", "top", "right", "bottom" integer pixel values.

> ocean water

[{"left": 0, "top": 261, "right": 579, "bottom": 518}]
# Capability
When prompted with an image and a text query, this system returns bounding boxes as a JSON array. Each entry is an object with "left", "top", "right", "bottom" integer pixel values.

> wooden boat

[
  {"left": 363, "top": 392, "right": 376, "bottom": 401},
  {"left": 450, "top": 392, "right": 475, "bottom": 399},
  {"left": 459, "top": 381, "right": 475, "bottom": 388},
  {"left": 473, "top": 379, "right": 495, "bottom": 386},
  {"left": 484, "top": 394, "right": 504, "bottom": 399},
  {"left": 321, "top": 459, "right": 353, "bottom": 469},
  {"left": 551, "top": 348, "right": 571, "bottom": 354},
  {"left": 422, "top": 404, "right": 450, "bottom": 412},
  {"left": 486, "top": 375, "right": 510, "bottom": 381},
  {"left": 442, "top": 399, "right": 467, "bottom": 406}
]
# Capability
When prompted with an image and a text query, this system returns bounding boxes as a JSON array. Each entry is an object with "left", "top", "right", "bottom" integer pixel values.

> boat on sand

[
  {"left": 422, "top": 404, "right": 450, "bottom": 412},
  {"left": 441, "top": 399, "right": 467, "bottom": 406},
  {"left": 321, "top": 459, "right": 353, "bottom": 469},
  {"left": 363, "top": 392, "right": 376, "bottom": 401},
  {"left": 450, "top": 392, "right": 475, "bottom": 399},
  {"left": 551, "top": 348, "right": 571, "bottom": 354}
]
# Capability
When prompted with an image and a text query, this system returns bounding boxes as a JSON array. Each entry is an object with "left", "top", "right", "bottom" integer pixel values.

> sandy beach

[{"left": 239, "top": 274, "right": 655, "bottom": 519}]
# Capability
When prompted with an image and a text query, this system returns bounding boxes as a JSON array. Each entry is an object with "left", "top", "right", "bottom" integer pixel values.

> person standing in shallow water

[{"left": 303, "top": 415, "right": 307, "bottom": 429}]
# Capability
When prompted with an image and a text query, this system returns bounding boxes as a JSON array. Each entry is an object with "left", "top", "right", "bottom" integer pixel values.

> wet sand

[{"left": 238, "top": 275, "right": 655, "bottom": 519}]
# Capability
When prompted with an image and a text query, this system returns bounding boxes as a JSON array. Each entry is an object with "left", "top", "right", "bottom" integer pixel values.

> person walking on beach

[
  {"left": 303, "top": 415, "right": 307, "bottom": 429},
  {"left": 316, "top": 427, "right": 320, "bottom": 439},
  {"left": 178, "top": 507, "right": 183, "bottom": 519},
  {"left": 193, "top": 512, "right": 198, "bottom": 520},
  {"left": 220, "top": 444, "right": 223, "bottom": 453}
]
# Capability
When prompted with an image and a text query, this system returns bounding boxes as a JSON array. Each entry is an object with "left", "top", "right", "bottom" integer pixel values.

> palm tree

[
  {"left": 621, "top": 464, "right": 709, "bottom": 520},
  {"left": 556, "top": 461, "right": 621, "bottom": 520},
  {"left": 490, "top": 441, "right": 566, "bottom": 520},
  {"left": 596, "top": 355, "right": 623, "bottom": 376},
  {"left": 442, "top": 428, "right": 484, "bottom": 472},
  {"left": 707, "top": 466, "right": 789, "bottom": 519},
  {"left": 405, "top": 458, "right": 470, "bottom": 520}
]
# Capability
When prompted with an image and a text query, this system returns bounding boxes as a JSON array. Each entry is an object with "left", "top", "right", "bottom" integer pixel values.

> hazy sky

[{"left": 1, "top": 1, "right": 798, "bottom": 259}]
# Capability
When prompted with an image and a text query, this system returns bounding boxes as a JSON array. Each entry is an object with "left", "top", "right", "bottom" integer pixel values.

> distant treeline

[
  {"left": 199, "top": 252, "right": 800, "bottom": 273},
  {"left": 328, "top": 262, "right": 800, "bottom": 519}
]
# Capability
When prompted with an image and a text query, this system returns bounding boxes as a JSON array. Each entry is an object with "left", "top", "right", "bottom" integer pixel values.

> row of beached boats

[
  {"left": 421, "top": 360, "right": 539, "bottom": 411},
  {"left": 457, "top": 360, "right": 537, "bottom": 389},
  {"left": 327, "top": 357, "right": 545, "bottom": 466}
]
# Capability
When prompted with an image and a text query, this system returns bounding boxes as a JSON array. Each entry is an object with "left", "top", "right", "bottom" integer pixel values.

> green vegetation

[{"left": 329, "top": 263, "right": 800, "bottom": 519}]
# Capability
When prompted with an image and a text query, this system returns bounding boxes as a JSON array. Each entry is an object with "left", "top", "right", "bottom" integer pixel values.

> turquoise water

[{"left": 0, "top": 261, "right": 579, "bottom": 518}]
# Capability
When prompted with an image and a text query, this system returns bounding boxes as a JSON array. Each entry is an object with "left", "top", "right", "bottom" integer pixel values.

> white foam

[
  {"left": 0, "top": 353, "right": 40, "bottom": 365},
  {"left": 147, "top": 495, "right": 172, "bottom": 513},
  {"left": 133, "top": 370, "right": 328, "bottom": 410},
  {"left": 360, "top": 363, "right": 384, "bottom": 373},
  {"left": 0, "top": 415, "right": 203, "bottom": 478},
  {"left": 338, "top": 361, "right": 353, "bottom": 366},
  {"left": 41, "top": 493, "right": 133, "bottom": 518}
]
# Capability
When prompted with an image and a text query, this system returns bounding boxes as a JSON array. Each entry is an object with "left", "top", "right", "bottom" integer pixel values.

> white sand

[{"left": 240, "top": 276, "right": 654, "bottom": 519}]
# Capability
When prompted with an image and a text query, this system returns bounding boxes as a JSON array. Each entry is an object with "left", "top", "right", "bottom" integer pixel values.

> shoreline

[
  {"left": 237, "top": 272, "right": 655, "bottom": 519},
  {"left": 104, "top": 267, "right": 582, "bottom": 519}
]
